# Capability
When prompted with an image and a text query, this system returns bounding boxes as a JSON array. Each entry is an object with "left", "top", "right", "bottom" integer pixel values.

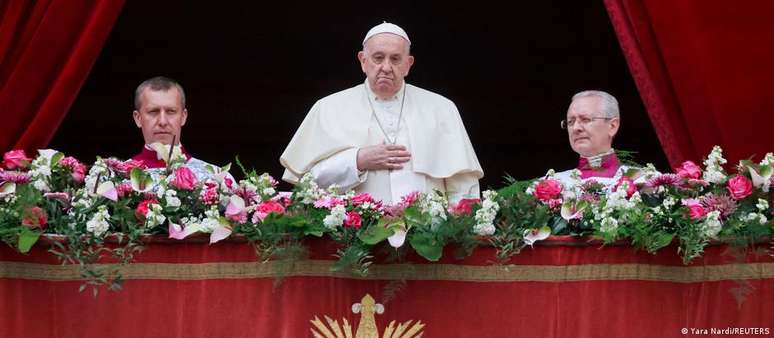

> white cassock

[{"left": 280, "top": 80, "right": 483, "bottom": 205}]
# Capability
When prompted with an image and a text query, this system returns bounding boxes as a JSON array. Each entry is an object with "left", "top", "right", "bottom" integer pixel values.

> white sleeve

[
  {"left": 310, "top": 148, "right": 367, "bottom": 191},
  {"left": 444, "top": 172, "right": 481, "bottom": 205}
]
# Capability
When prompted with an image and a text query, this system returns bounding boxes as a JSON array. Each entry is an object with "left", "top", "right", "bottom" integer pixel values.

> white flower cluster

[
  {"left": 71, "top": 188, "right": 94, "bottom": 209},
  {"left": 144, "top": 203, "right": 166, "bottom": 228},
  {"left": 164, "top": 189, "right": 181, "bottom": 209},
  {"left": 30, "top": 153, "right": 53, "bottom": 192},
  {"left": 593, "top": 187, "right": 642, "bottom": 235},
  {"left": 86, "top": 205, "right": 111, "bottom": 237},
  {"left": 473, "top": 190, "right": 499, "bottom": 236},
  {"left": 742, "top": 212, "right": 767, "bottom": 225},
  {"left": 702, "top": 146, "right": 727, "bottom": 184},
  {"left": 296, "top": 174, "right": 325, "bottom": 204},
  {"left": 323, "top": 204, "right": 347, "bottom": 230},
  {"left": 756, "top": 199, "right": 769, "bottom": 211},
  {"left": 419, "top": 191, "right": 448, "bottom": 227},
  {"left": 702, "top": 210, "right": 722, "bottom": 238},
  {"left": 182, "top": 206, "right": 223, "bottom": 233}
]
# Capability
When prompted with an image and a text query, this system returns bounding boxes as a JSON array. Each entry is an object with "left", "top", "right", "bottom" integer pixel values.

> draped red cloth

[
  {"left": 0, "top": 0, "right": 124, "bottom": 153},
  {"left": 605, "top": 0, "right": 774, "bottom": 168},
  {"left": 1, "top": 236, "right": 771, "bottom": 337}
]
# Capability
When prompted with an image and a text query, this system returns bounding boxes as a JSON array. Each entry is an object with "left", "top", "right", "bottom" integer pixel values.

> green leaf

[
  {"left": 357, "top": 222, "right": 394, "bottom": 245},
  {"left": 50, "top": 151, "right": 65, "bottom": 166},
  {"left": 409, "top": 233, "right": 443, "bottom": 261},
  {"left": 17, "top": 227, "right": 41, "bottom": 253},
  {"left": 648, "top": 232, "right": 675, "bottom": 252}
]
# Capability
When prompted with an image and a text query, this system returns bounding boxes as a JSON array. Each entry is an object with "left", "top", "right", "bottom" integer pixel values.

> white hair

[{"left": 571, "top": 90, "right": 619, "bottom": 118}]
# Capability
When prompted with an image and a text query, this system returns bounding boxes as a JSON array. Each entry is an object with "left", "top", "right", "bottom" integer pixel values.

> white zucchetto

[{"left": 362, "top": 22, "right": 411, "bottom": 46}]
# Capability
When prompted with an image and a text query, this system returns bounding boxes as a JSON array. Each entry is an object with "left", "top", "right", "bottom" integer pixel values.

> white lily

[{"left": 523, "top": 226, "right": 551, "bottom": 246}]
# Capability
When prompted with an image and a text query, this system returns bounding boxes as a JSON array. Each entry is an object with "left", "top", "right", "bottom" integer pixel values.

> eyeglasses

[{"left": 560, "top": 116, "right": 614, "bottom": 130}]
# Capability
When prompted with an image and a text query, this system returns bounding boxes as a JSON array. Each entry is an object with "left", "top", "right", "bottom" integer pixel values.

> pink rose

[
  {"left": 3, "top": 150, "right": 31, "bottom": 170},
  {"left": 171, "top": 166, "right": 197, "bottom": 190},
  {"left": 22, "top": 206, "right": 47, "bottom": 229},
  {"left": 253, "top": 200, "right": 286, "bottom": 223},
  {"left": 614, "top": 176, "right": 637, "bottom": 198},
  {"left": 533, "top": 179, "right": 563, "bottom": 202},
  {"left": 676, "top": 161, "right": 702, "bottom": 179},
  {"left": 726, "top": 175, "right": 753, "bottom": 200},
  {"left": 681, "top": 198, "right": 706, "bottom": 220},
  {"left": 343, "top": 211, "right": 362, "bottom": 229},
  {"left": 449, "top": 198, "right": 480, "bottom": 216}
]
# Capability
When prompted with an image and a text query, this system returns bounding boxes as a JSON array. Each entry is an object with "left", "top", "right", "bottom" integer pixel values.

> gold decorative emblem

[{"left": 310, "top": 294, "right": 425, "bottom": 338}]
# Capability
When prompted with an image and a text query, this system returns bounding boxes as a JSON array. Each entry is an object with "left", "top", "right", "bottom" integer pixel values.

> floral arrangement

[{"left": 0, "top": 146, "right": 772, "bottom": 292}]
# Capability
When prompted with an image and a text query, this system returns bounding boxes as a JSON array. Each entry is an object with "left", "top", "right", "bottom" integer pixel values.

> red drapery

[
  {"left": 0, "top": 0, "right": 124, "bottom": 153},
  {"left": 1, "top": 237, "right": 772, "bottom": 337},
  {"left": 605, "top": 0, "right": 774, "bottom": 168}
]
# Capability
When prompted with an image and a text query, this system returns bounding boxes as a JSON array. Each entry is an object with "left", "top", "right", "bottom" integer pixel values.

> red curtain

[
  {"left": 605, "top": 0, "right": 774, "bottom": 168},
  {"left": 0, "top": 0, "right": 124, "bottom": 153}
]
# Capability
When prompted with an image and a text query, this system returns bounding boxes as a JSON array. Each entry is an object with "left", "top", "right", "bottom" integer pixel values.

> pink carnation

[
  {"left": 399, "top": 191, "right": 420, "bottom": 207},
  {"left": 343, "top": 211, "right": 363, "bottom": 229},
  {"left": 533, "top": 179, "right": 563, "bottom": 202},
  {"left": 21, "top": 206, "right": 47, "bottom": 229},
  {"left": 726, "top": 175, "right": 753, "bottom": 200},
  {"left": 3, "top": 150, "right": 31, "bottom": 170},
  {"left": 449, "top": 198, "right": 480, "bottom": 216},
  {"left": 675, "top": 161, "right": 702, "bottom": 179},
  {"left": 170, "top": 166, "right": 197, "bottom": 190},
  {"left": 351, "top": 193, "right": 376, "bottom": 206},
  {"left": 201, "top": 182, "right": 220, "bottom": 205},
  {"left": 314, "top": 196, "right": 345, "bottom": 209},
  {"left": 59, "top": 156, "right": 86, "bottom": 183},
  {"left": 135, "top": 198, "right": 159, "bottom": 221}
]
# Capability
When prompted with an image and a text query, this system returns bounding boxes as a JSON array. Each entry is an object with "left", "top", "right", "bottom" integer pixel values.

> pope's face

[
  {"left": 358, "top": 33, "right": 414, "bottom": 99},
  {"left": 566, "top": 96, "right": 619, "bottom": 157},
  {"left": 133, "top": 87, "right": 187, "bottom": 145}
]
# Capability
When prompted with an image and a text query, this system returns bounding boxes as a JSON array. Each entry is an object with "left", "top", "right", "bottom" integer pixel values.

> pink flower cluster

[{"left": 59, "top": 156, "right": 87, "bottom": 183}]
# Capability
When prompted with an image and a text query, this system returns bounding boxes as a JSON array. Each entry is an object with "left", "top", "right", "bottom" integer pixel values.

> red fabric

[
  {"left": 131, "top": 146, "right": 192, "bottom": 169},
  {"left": 605, "top": 0, "right": 774, "bottom": 167},
  {"left": 1, "top": 238, "right": 771, "bottom": 338},
  {"left": 0, "top": 0, "right": 124, "bottom": 153},
  {"left": 578, "top": 153, "right": 620, "bottom": 179}
]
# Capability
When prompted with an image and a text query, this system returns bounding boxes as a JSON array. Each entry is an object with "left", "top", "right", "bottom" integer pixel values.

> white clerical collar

[
  {"left": 581, "top": 148, "right": 615, "bottom": 168},
  {"left": 364, "top": 79, "right": 405, "bottom": 102}
]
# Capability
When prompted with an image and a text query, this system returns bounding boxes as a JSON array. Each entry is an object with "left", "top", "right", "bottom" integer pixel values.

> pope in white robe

[{"left": 280, "top": 23, "right": 483, "bottom": 205}]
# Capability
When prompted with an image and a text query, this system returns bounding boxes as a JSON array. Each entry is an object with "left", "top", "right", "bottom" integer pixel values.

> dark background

[{"left": 50, "top": 1, "right": 669, "bottom": 190}]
